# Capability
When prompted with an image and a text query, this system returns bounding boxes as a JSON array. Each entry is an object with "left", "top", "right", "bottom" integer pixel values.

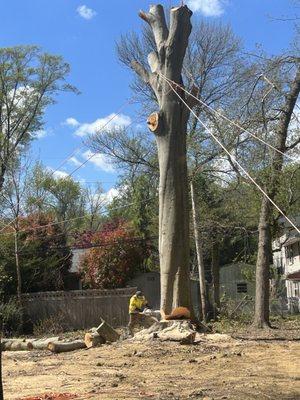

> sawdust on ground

[{"left": 3, "top": 327, "right": 300, "bottom": 400}]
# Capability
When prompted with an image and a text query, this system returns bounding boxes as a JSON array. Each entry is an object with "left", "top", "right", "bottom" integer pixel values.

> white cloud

[
  {"left": 46, "top": 167, "right": 69, "bottom": 179},
  {"left": 65, "top": 117, "right": 80, "bottom": 127},
  {"left": 82, "top": 150, "right": 115, "bottom": 173},
  {"left": 102, "top": 188, "right": 120, "bottom": 204},
  {"left": 69, "top": 156, "right": 82, "bottom": 167},
  {"left": 77, "top": 5, "right": 97, "bottom": 20},
  {"left": 187, "top": 0, "right": 225, "bottom": 16},
  {"left": 74, "top": 113, "right": 131, "bottom": 137},
  {"left": 53, "top": 170, "right": 69, "bottom": 179},
  {"left": 33, "top": 129, "right": 47, "bottom": 139}
]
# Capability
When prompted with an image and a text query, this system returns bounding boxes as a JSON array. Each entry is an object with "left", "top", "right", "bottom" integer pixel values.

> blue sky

[{"left": 1, "top": 0, "right": 296, "bottom": 197}]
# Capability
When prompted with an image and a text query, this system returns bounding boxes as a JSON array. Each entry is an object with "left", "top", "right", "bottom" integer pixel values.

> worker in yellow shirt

[{"left": 128, "top": 290, "right": 149, "bottom": 335}]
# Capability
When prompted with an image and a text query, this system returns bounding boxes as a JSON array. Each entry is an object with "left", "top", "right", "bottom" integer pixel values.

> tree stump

[{"left": 132, "top": 320, "right": 196, "bottom": 344}]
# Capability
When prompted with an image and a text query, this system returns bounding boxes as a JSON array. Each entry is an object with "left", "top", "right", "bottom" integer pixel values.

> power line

[{"left": 160, "top": 73, "right": 300, "bottom": 235}]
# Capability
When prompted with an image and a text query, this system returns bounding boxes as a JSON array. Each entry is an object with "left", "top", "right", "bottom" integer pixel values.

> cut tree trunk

[
  {"left": 84, "top": 332, "right": 105, "bottom": 348},
  {"left": 31, "top": 337, "right": 61, "bottom": 350},
  {"left": 47, "top": 340, "right": 86, "bottom": 353},
  {"left": 132, "top": 5, "right": 195, "bottom": 315},
  {"left": 190, "top": 181, "right": 207, "bottom": 321},
  {"left": 94, "top": 318, "right": 120, "bottom": 343},
  {"left": 1, "top": 339, "right": 33, "bottom": 351}
]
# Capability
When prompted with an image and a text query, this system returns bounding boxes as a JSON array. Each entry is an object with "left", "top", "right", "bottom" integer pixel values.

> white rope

[
  {"left": 161, "top": 74, "right": 299, "bottom": 162},
  {"left": 160, "top": 73, "right": 300, "bottom": 235}
]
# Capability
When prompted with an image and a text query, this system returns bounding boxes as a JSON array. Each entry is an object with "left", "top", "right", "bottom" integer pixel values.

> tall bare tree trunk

[
  {"left": 253, "top": 66, "right": 300, "bottom": 328},
  {"left": 14, "top": 230, "right": 22, "bottom": 305},
  {"left": 131, "top": 4, "right": 194, "bottom": 314},
  {"left": 211, "top": 242, "right": 220, "bottom": 318},
  {"left": 190, "top": 181, "right": 207, "bottom": 321}
]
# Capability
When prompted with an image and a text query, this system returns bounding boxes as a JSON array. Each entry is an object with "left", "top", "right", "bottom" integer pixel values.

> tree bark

[
  {"left": 253, "top": 66, "right": 300, "bottom": 329},
  {"left": 1, "top": 339, "right": 33, "bottom": 351},
  {"left": 211, "top": 242, "right": 220, "bottom": 318},
  {"left": 253, "top": 195, "right": 272, "bottom": 328},
  {"left": 190, "top": 181, "right": 207, "bottom": 321},
  {"left": 132, "top": 4, "right": 194, "bottom": 315}
]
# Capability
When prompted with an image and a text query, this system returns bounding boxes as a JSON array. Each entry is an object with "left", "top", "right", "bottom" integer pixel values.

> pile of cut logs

[
  {"left": 1, "top": 318, "right": 120, "bottom": 353},
  {"left": 1, "top": 308, "right": 201, "bottom": 353}
]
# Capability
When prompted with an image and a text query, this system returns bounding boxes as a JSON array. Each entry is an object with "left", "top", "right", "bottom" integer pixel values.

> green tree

[{"left": 0, "top": 46, "right": 77, "bottom": 191}]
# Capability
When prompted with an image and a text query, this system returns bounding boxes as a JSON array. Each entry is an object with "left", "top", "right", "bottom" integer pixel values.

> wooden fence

[{"left": 21, "top": 287, "right": 136, "bottom": 330}]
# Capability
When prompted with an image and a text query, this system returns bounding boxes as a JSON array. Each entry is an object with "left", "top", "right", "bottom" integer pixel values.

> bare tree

[{"left": 84, "top": 183, "right": 106, "bottom": 231}]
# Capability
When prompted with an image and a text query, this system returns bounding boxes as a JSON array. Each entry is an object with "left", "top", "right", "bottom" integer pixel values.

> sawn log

[{"left": 47, "top": 340, "right": 86, "bottom": 353}]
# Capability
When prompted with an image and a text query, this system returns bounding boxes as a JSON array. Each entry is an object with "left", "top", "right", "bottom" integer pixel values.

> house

[
  {"left": 219, "top": 263, "right": 255, "bottom": 300},
  {"left": 273, "top": 216, "right": 300, "bottom": 313}
]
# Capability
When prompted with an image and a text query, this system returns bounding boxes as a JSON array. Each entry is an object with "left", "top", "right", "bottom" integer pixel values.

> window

[
  {"left": 286, "top": 245, "right": 294, "bottom": 265},
  {"left": 237, "top": 283, "right": 248, "bottom": 293}
]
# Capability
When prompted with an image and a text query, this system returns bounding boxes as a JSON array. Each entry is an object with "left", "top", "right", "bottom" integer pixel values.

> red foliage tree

[{"left": 79, "top": 221, "right": 146, "bottom": 289}]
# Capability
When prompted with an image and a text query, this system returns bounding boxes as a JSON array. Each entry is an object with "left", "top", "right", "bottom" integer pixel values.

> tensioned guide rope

[
  {"left": 161, "top": 74, "right": 298, "bottom": 162},
  {"left": 160, "top": 73, "right": 300, "bottom": 235}
]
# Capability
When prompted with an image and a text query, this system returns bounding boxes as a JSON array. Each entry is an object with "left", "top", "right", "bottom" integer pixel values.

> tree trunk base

[
  {"left": 132, "top": 320, "right": 196, "bottom": 344},
  {"left": 252, "top": 320, "right": 272, "bottom": 330}
]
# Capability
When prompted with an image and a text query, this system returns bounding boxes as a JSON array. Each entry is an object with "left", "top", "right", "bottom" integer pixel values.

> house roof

[
  {"left": 283, "top": 233, "right": 300, "bottom": 247},
  {"left": 286, "top": 271, "right": 300, "bottom": 281}
]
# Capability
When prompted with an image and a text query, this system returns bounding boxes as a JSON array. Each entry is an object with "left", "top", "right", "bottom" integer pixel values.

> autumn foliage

[{"left": 79, "top": 221, "right": 146, "bottom": 289}]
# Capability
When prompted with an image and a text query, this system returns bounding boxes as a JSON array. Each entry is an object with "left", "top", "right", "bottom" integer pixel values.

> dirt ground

[{"left": 3, "top": 319, "right": 300, "bottom": 400}]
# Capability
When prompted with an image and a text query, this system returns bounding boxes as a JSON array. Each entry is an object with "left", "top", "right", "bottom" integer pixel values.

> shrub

[
  {"left": 80, "top": 221, "right": 147, "bottom": 289},
  {"left": 0, "top": 301, "right": 23, "bottom": 336}
]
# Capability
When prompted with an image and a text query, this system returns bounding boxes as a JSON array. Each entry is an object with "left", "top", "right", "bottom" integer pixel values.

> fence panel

[{"left": 21, "top": 287, "right": 136, "bottom": 330}]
